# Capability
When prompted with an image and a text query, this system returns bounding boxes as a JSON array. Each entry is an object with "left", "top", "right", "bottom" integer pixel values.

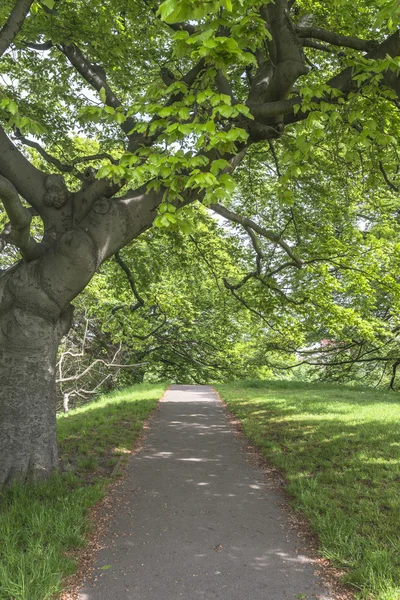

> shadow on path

[{"left": 78, "top": 385, "right": 334, "bottom": 600}]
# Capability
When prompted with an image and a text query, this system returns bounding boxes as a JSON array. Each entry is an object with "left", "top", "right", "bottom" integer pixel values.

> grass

[
  {"left": 216, "top": 380, "right": 400, "bottom": 600},
  {"left": 0, "top": 382, "right": 167, "bottom": 600}
]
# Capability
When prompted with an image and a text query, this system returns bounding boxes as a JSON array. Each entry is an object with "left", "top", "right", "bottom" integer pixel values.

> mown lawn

[
  {"left": 216, "top": 380, "right": 400, "bottom": 600},
  {"left": 0, "top": 382, "right": 167, "bottom": 600}
]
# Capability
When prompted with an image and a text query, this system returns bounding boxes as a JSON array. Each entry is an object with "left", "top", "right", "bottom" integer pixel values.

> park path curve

[{"left": 78, "top": 385, "right": 334, "bottom": 600}]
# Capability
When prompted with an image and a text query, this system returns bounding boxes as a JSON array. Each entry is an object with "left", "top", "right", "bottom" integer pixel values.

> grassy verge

[
  {"left": 0, "top": 382, "right": 167, "bottom": 600},
  {"left": 216, "top": 380, "right": 400, "bottom": 600}
]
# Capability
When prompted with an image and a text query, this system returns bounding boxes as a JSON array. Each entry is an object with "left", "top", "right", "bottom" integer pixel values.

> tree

[
  {"left": 0, "top": 0, "right": 400, "bottom": 484},
  {"left": 77, "top": 211, "right": 276, "bottom": 387}
]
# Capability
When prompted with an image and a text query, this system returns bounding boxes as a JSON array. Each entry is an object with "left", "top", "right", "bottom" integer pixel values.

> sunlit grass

[
  {"left": 0, "top": 382, "right": 167, "bottom": 600},
  {"left": 216, "top": 380, "right": 400, "bottom": 600}
]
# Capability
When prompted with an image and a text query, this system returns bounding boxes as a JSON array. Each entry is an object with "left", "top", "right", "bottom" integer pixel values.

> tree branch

[
  {"left": 251, "top": 28, "right": 400, "bottom": 127},
  {"left": 114, "top": 251, "right": 144, "bottom": 312},
  {"left": 379, "top": 161, "right": 399, "bottom": 192},
  {"left": 14, "top": 130, "right": 84, "bottom": 181},
  {"left": 0, "top": 0, "right": 34, "bottom": 57},
  {"left": 60, "top": 43, "right": 135, "bottom": 137},
  {"left": 210, "top": 202, "right": 303, "bottom": 267},
  {"left": 295, "top": 26, "right": 378, "bottom": 52},
  {"left": 258, "top": 0, "right": 309, "bottom": 103},
  {"left": 0, "top": 174, "right": 43, "bottom": 260},
  {"left": 23, "top": 40, "right": 53, "bottom": 51},
  {"left": 301, "top": 38, "right": 334, "bottom": 53},
  {"left": 71, "top": 153, "right": 119, "bottom": 166},
  {"left": 244, "top": 226, "right": 263, "bottom": 275},
  {"left": 167, "top": 22, "right": 196, "bottom": 34},
  {"left": 57, "top": 357, "right": 147, "bottom": 383},
  {"left": 0, "top": 125, "right": 47, "bottom": 212}
]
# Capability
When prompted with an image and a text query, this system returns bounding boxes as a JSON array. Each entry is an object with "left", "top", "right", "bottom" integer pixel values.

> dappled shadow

[
  {"left": 78, "top": 385, "right": 333, "bottom": 600},
  {"left": 221, "top": 391, "right": 400, "bottom": 594},
  {"left": 56, "top": 391, "right": 159, "bottom": 480}
]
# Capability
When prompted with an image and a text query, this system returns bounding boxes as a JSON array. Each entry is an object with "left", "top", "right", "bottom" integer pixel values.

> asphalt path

[{"left": 78, "top": 385, "right": 334, "bottom": 600}]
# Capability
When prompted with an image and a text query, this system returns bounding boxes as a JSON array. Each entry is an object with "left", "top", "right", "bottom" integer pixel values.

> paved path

[{"left": 78, "top": 385, "right": 333, "bottom": 600}]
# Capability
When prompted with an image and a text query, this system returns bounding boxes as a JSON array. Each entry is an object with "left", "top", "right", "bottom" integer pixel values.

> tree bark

[
  {"left": 0, "top": 263, "right": 72, "bottom": 485},
  {"left": 0, "top": 343, "right": 59, "bottom": 484}
]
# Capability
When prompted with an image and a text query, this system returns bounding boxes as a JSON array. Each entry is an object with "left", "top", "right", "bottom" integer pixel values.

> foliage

[
  {"left": 217, "top": 380, "right": 400, "bottom": 600},
  {"left": 74, "top": 210, "right": 274, "bottom": 387}
]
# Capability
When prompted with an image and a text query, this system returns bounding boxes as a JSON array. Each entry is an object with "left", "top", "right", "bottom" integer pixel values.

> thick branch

[
  {"left": 38, "top": 186, "right": 163, "bottom": 307},
  {"left": 210, "top": 202, "right": 302, "bottom": 267},
  {"left": 295, "top": 26, "right": 377, "bottom": 52},
  {"left": 168, "top": 22, "right": 196, "bottom": 34},
  {"left": 60, "top": 44, "right": 135, "bottom": 136},
  {"left": 0, "top": 0, "right": 34, "bottom": 57},
  {"left": 72, "top": 178, "right": 122, "bottom": 223},
  {"left": 0, "top": 125, "right": 47, "bottom": 212},
  {"left": 23, "top": 40, "right": 53, "bottom": 51},
  {"left": 285, "top": 30, "right": 400, "bottom": 126},
  {"left": 301, "top": 39, "right": 333, "bottom": 53},
  {"left": 0, "top": 174, "right": 43, "bottom": 260},
  {"left": 61, "top": 44, "right": 121, "bottom": 108},
  {"left": 258, "top": 1, "right": 308, "bottom": 103}
]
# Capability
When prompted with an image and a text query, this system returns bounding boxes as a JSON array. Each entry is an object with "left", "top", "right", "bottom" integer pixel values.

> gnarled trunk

[
  {"left": 0, "top": 263, "right": 72, "bottom": 485},
  {"left": 0, "top": 343, "right": 59, "bottom": 484}
]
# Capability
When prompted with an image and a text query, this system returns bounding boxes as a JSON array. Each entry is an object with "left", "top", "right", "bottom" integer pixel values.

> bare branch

[
  {"left": 268, "top": 140, "right": 282, "bottom": 177},
  {"left": 129, "top": 316, "right": 167, "bottom": 340},
  {"left": 244, "top": 226, "right": 263, "bottom": 275},
  {"left": 57, "top": 358, "right": 147, "bottom": 384},
  {"left": 60, "top": 43, "right": 135, "bottom": 137},
  {"left": 0, "top": 0, "right": 34, "bottom": 57},
  {"left": 23, "top": 40, "right": 53, "bottom": 51},
  {"left": 14, "top": 130, "right": 84, "bottom": 181},
  {"left": 114, "top": 251, "right": 144, "bottom": 312},
  {"left": 210, "top": 202, "right": 303, "bottom": 267},
  {"left": 379, "top": 161, "right": 399, "bottom": 192}
]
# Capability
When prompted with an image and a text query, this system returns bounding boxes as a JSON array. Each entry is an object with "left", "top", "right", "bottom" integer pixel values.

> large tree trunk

[
  {"left": 0, "top": 263, "right": 72, "bottom": 485},
  {"left": 0, "top": 175, "right": 160, "bottom": 486}
]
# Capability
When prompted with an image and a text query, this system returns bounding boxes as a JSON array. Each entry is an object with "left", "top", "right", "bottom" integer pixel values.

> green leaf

[
  {"left": 99, "top": 87, "right": 107, "bottom": 103},
  {"left": 7, "top": 100, "right": 18, "bottom": 115},
  {"left": 210, "top": 159, "right": 230, "bottom": 175},
  {"left": 115, "top": 111, "right": 126, "bottom": 124}
]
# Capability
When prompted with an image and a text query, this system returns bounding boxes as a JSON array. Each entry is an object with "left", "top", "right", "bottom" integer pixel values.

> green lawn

[
  {"left": 0, "top": 382, "right": 166, "bottom": 600},
  {"left": 216, "top": 380, "right": 400, "bottom": 600}
]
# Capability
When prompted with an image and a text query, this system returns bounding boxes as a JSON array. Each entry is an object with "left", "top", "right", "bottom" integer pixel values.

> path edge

[
  {"left": 58, "top": 385, "right": 171, "bottom": 600},
  {"left": 213, "top": 386, "right": 355, "bottom": 600}
]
